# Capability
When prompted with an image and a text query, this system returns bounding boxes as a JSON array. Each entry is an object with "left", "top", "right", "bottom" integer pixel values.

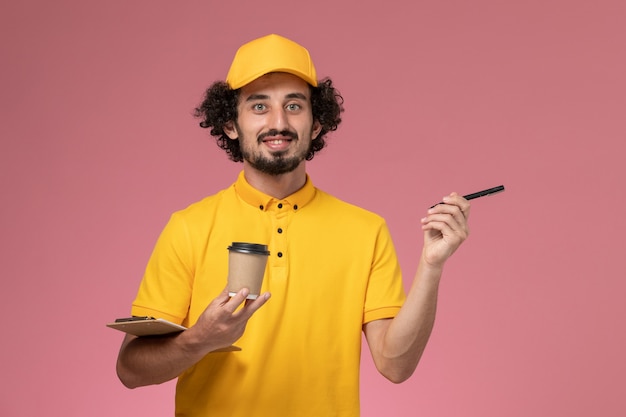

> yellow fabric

[
  {"left": 131, "top": 171, "right": 406, "bottom": 417},
  {"left": 226, "top": 34, "right": 317, "bottom": 89}
]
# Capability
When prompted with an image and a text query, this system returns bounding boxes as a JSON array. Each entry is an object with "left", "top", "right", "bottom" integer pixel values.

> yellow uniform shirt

[{"left": 132, "top": 171, "right": 406, "bottom": 417}]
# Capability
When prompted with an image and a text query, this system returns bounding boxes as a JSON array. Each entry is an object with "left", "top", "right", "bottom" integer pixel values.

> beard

[
  {"left": 238, "top": 127, "right": 311, "bottom": 176},
  {"left": 244, "top": 149, "right": 303, "bottom": 175}
]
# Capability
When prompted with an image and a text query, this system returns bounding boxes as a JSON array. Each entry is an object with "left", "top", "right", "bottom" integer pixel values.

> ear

[
  {"left": 312, "top": 120, "right": 322, "bottom": 140},
  {"left": 223, "top": 121, "right": 238, "bottom": 140}
]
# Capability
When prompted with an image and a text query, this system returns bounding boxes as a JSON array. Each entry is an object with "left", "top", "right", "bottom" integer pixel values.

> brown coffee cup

[{"left": 227, "top": 242, "right": 270, "bottom": 299}]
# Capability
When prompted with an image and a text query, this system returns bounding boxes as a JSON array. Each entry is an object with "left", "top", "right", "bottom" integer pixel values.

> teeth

[{"left": 268, "top": 140, "right": 284, "bottom": 144}]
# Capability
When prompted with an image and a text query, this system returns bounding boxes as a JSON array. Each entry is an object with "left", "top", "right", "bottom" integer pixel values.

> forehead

[{"left": 238, "top": 72, "right": 311, "bottom": 101}]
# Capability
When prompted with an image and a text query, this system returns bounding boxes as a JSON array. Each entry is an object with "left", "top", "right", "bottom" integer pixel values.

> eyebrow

[{"left": 245, "top": 92, "right": 308, "bottom": 102}]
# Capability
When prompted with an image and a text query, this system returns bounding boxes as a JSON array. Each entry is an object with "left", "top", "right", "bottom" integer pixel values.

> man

[{"left": 116, "top": 34, "right": 470, "bottom": 416}]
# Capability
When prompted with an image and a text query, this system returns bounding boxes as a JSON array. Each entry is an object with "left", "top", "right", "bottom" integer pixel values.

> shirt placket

[{"left": 266, "top": 199, "right": 293, "bottom": 298}]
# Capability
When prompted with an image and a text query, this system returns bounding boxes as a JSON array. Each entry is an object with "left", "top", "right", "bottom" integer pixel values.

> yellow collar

[{"left": 233, "top": 171, "right": 316, "bottom": 212}]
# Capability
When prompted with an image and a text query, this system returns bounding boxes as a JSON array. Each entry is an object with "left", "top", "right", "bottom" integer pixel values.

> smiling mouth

[
  {"left": 263, "top": 138, "right": 292, "bottom": 145},
  {"left": 258, "top": 129, "right": 297, "bottom": 143}
]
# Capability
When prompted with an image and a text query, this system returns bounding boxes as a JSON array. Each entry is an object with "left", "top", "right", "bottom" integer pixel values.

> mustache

[{"left": 257, "top": 129, "right": 298, "bottom": 142}]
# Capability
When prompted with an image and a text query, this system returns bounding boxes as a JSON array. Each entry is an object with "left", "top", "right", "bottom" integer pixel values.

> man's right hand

[
  {"left": 116, "top": 287, "right": 270, "bottom": 388},
  {"left": 184, "top": 287, "right": 271, "bottom": 355}
]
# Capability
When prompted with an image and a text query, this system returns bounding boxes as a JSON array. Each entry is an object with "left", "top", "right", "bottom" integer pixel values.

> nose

[{"left": 267, "top": 107, "right": 288, "bottom": 131}]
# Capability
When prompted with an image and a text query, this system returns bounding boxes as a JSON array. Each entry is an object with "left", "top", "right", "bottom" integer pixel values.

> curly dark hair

[{"left": 193, "top": 78, "right": 344, "bottom": 162}]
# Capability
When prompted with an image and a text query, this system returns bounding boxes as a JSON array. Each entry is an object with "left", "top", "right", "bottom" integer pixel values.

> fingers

[
  {"left": 190, "top": 286, "right": 271, "bottom": 353},
  {"left": 421, "top": 193, "right": 470, "bottom": 238},
  {"left": 216, "top": 288, "right": 234, "bottom": 306},
  {"left": 238, "top": 292, "right": 271, "bottom": 317},
  {"left": 222, "top": 287, "right": 271, "bottom": 317},
  {"left": 419, "top": 193, "right": 472, "bottom": 267},
  {"left": 441, "top": 192, "right": 471, "bottom": 219},
  {"left": 221, "top": 288, "right": 249, "bottom": 312}
]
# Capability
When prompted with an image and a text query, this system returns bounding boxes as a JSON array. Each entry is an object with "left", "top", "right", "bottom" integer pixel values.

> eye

[
  {"left": 252, "top": 103, "right": 266, "bottom": 112},
  {"left": 286, "top": 103, "right": 301, "bottom": 111}
]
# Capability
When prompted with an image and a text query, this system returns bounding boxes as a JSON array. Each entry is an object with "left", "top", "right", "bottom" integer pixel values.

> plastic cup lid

[{"left": 227, "top": 242, "right": 270, "bottom": 256}]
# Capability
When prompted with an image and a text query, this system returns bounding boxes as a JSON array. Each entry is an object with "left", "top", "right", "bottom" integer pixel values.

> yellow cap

[{"left": 226, "top": 34, "right": 318, "bottom": 89}]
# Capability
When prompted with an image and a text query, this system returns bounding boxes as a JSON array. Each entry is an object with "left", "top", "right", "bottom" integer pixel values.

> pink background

[{"left": 2, "top": 1, "right": 625, "bottom": 416}]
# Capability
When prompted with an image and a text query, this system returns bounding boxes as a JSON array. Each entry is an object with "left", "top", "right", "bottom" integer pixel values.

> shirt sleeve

[
  {"left": 362, "top": 220, "right": 406, "bottom": 324},
  {"left": 131, "top": 212, "right": 195, "bottom": 325}
]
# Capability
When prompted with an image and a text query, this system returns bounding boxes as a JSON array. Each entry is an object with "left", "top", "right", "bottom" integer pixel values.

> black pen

[{"left": 430, "top": 185, "right": 505, "bottom": 208}]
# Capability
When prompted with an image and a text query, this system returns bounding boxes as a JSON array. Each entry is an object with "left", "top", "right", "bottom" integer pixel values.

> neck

[{"left": 242, "top": 162, "right": 307, "bottom": 200}]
